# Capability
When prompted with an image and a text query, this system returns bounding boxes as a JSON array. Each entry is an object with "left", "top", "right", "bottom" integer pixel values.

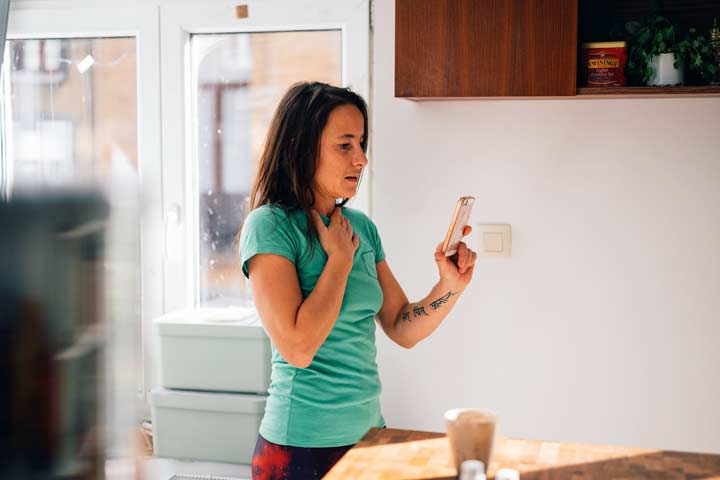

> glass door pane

[
  {"left": 191, "top": 30, "right": 341, "bottom": 307},
  {"left": 3, "top": 37, "right": 138, "bottom": 187}
]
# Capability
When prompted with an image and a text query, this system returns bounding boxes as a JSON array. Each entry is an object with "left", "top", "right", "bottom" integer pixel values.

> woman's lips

[{"left": 345, "top": 176, "right": 359, "bottom": 183}]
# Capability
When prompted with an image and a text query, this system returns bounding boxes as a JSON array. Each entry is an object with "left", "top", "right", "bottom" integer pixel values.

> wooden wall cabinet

[{"left": 395, "top": 0, "right": 579, "bottom": 98}]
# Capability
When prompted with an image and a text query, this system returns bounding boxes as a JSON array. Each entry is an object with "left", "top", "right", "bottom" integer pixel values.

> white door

[{"left": 159, "top": 0, "right": 370, "bottom": 312}]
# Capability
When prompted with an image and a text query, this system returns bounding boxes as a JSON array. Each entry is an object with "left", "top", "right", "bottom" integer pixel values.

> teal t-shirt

[{"left": 239, "top": 204, "right": 386, "bottom": 447}]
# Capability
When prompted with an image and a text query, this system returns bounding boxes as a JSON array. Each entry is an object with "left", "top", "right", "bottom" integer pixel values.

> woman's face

[{"left": 313, "top": 104, "right": 368, "bottom": 206}]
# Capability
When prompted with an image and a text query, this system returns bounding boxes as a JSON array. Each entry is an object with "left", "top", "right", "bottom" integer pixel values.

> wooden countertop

[{"left": 324, "top": 427, "right": 720, "bottom": 479}]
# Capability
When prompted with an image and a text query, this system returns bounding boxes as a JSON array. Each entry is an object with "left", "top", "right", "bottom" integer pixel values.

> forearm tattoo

[
  {"left": 398, "top": 291, "right": 459, "bottom": 324},
  {"left": 413, "top": 306, "right": 429, "bottom": 317},
  {"left": 429, "top": 291, "right": 458, "bottom": 310}
]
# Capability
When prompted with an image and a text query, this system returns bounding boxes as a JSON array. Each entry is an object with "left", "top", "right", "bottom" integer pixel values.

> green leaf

[{"left": 626, "top": 21, "right": 642, "bottom": 36}]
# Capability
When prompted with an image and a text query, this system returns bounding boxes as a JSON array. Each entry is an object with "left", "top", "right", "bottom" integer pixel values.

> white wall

[{"left": 372, "top": 0, "right": 720, "bottom": 454}]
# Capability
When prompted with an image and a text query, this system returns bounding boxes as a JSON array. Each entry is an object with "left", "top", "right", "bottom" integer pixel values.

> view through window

[{"left": 191, "top": 30, "right": 341, "bottom": 306}]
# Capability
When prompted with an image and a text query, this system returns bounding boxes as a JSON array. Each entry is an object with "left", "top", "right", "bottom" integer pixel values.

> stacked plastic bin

[{"left": 150, "top": 307, "right": 271, "bottom": 464}]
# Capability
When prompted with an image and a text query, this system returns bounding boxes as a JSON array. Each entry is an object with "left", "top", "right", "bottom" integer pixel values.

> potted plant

[
  {"left": 625, "top": 15, "right": 683, "bottom": 85},
  {"left": 625, "top": 14, "right": 719, "bottom": 86},
  {"left": 674, "top": 27, "right": 719, "bottom": 85}
]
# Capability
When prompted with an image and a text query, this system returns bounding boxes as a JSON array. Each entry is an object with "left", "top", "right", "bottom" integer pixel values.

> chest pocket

[{"left": 361, "top": 250, "right": 378, "bottom": 279}]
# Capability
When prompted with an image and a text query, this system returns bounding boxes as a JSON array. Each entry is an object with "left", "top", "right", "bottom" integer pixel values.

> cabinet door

[{"left": 395, "top": 0, "right": 578, "bottom": 97}]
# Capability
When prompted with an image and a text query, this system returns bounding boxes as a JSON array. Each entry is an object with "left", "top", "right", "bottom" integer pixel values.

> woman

[{"left": 239, "top": 82, "right": 477, "bottom": 479}]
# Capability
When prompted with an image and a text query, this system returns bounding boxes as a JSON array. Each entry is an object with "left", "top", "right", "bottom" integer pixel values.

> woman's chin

[{"left": 335, "top": 188, "right": 356, "bottom": 199}]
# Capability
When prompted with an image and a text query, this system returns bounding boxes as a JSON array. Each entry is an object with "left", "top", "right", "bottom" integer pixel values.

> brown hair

[{"left": 237, "top": 81, "right": 368, "bottom": 254}]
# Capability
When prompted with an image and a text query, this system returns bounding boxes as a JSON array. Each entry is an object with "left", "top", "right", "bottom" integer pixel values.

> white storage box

[
  {"left": 151, "top": 387, "right": 265, "bottom": 464},
  {"left": 155, "top": 307, "right": 271, "bottom": 393}
]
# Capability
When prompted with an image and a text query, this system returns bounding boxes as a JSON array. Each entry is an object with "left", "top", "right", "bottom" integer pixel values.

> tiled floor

[
  {"left": 107, "top": 457, "right": 252, "bottom": 480},
  {"left": 104, "top": 428, "right": 252, "bottom": 479},
  {"left": 145, "top": 458, "right": 252, "bottom": 480}
]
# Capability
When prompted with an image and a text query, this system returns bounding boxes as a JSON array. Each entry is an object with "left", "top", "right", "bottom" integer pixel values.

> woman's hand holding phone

[
  {"left": 434, "top": 225, "right": 477, "bottom": 291},
  {"left": 436, "top": 196, "right": 478, "bottom": 291}
]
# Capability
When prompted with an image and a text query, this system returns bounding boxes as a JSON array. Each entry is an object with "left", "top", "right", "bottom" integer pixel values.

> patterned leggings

[{"left": 251, "top": 434, "right": 354, "bottom": 480}]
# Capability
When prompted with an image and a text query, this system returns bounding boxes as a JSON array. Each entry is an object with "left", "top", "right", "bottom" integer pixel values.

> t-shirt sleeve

[
  {"left": 239, "top": 207, "right": 298, "bottom": 279},
  {"left": 368, "top": 217, "right": 385, "bottom": 263}
]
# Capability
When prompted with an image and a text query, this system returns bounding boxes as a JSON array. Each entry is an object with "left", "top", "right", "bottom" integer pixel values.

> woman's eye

[{"left": 339, "top": 144, "right": 351, "bottom": 151}]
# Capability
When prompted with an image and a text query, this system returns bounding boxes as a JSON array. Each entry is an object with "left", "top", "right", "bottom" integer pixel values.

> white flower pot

[{"left": 648, "top": 52, "right": 684, "bottom": 86}]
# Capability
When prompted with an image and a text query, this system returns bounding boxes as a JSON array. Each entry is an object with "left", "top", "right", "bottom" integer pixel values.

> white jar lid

[
  {"left": 460, "top": 460, "right": 485, "bottom": 478},
  {"left": 495, "top": 468, "right": 520, "bottom": 480}
]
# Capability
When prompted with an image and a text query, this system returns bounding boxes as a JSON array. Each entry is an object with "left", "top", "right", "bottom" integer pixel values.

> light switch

[
  {"left": 483, "top": 232, "right": 503, "bottom": 252},
  {"left": 476, "top": 224, "right": 511, "bottom": 258}
]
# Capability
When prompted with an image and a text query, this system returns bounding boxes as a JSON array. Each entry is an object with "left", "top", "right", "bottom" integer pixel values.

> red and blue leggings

[{"left": 251, "top": 434, "right": 353, "bottom": 480}]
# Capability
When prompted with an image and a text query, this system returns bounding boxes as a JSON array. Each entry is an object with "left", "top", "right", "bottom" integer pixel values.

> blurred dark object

[{"left": 0, "top": 190, "right": 109, "bottom": 480}]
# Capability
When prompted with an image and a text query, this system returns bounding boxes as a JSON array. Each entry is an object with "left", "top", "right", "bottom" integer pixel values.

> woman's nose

[{"left": 354, "top": 151, "right": 368, "bottom": 167}]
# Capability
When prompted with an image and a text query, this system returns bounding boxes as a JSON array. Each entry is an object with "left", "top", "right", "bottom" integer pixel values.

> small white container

[
  {"left": 155, "top": 307, "right": 271, "bottom": 393},
  {"left": 496, "top": 468, "right": 520, "bottom": 480},
  {"left": 648, "top": 52, "right": 684, "bottom": 86},
  {"left": 151, "top": 387, "right": 266, "bottom": 464}
]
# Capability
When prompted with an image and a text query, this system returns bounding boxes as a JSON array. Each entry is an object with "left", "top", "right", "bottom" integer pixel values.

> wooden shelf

[
  {"left": 395, "top": 0, "right": 720, "bottom": 99},
  {"left": 577, "top": 85, "right": 720, "bottom": 98},
  {"left": 577, "top": 0, "right": 720, "bottom": 99}
]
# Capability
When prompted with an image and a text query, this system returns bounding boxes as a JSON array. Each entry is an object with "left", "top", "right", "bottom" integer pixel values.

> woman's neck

[{"left": 313, "top": 194, "right": 337, "bottom": 217}]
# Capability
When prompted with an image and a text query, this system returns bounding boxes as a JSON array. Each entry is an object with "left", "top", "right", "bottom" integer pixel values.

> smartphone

[{"left": 441, "top": 196, "right": 475, "bottom": 256}]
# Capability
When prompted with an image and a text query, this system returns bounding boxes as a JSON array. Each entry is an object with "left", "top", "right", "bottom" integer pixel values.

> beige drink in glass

[{"left": 444, "top": 408, "right": 497, "bottom": 471}]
